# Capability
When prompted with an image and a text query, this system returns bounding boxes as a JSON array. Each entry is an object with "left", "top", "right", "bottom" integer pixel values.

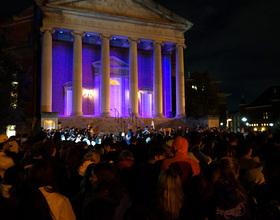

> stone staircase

[{"left": 58, "top": 116, "right": 189, "bottom": 135}]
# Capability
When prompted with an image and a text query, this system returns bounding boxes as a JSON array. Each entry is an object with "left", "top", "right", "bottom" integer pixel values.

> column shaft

[
  {"left": 41, "top": 29, "right": 53, "bottom": 112},
  {"left": 176, "top": 44, "right": 186, "bottom": 118},
  {"left": 153, "top": 41, "right": 163, "bottom": 118},
  {"left": 129, "top": 38, "right": 139, "bottom": 117},
  {"left": 100, "top": 35, "right": 111, "bottom": 117},
  {"left": 162, "top": 51, "right": 172, "bottom": 117},
  {"left": 71, "top": 31, "right": 84, "bottom": 117}
]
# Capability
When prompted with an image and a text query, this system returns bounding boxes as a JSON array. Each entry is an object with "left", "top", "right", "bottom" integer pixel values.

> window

[
  {"left": 192, "top": 85, "right": 197, "bottom": 90},
  {"left": 11, "top": 81, "right": 18, "bottom": 109}
]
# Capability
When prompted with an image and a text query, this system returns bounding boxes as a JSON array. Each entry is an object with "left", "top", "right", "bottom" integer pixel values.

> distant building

[
  {"left": 228, "top": 85, "right": 280, "bottom": 133},
  {"left": 185, "top": 74, "right": 230, "bottom": 128}
]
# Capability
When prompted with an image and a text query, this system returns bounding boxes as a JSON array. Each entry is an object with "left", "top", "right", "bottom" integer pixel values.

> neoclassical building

[{"left": 38, "top": 0, "right": 192, "bottom": 125}]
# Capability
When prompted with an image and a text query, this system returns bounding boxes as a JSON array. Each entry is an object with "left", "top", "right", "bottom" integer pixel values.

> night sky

[
  {"left": 155, "top": 0, "right": 280, "bottom": 111},
  {"left": 2, "top": 0, "right": 280, "bottom": 111}
]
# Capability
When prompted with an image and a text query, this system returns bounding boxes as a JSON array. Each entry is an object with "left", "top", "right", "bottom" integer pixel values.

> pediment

[
  {"left": 92, "top": 56, "right": 129, "bottom": 68},
  {"left": 45, "top": 0, "right": 192, "bottom": 27}
]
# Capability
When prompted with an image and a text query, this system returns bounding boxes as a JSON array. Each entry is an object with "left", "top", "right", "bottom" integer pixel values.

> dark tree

[
  {"left": 0, "top": 30, "right": 31, "bottom": 133},
  {"left": 185, "top": 71, "right": 218, "bottom": 118}
]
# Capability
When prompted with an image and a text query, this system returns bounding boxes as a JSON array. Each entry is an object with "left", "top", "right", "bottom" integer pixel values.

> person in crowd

[
  {"left": 125, "top": 136, "right": 137, "bottom": 157},
  {"left": 84, "top": 162, "right": 131, "bottom": 220},
  {"left": 72, "top": 163, "right": 96, "bottom": 220},
  {"left": 161, "top": 136, "right": 200, "bottom": 177},
  {"left": 250, "top": 151, "right": 280, "bottom": 220},
  {"left": 236, "top": 139, "right": 263, "bottom": 193},
  {"left": 0, "top": 134, "right": 15, "bottom": 180},
  {"left": 28, "top": 159, "right": 76, "bottom": 220},
  {"left": 153, "top": 168, "right": 184, "bottom": 220},
  {"left": 125, "top": 129, "right": 133, "bottom": 145},
  {"left": 213, "top": 157, "right": 250, "bottom": 220},
  {"left": 8, "top": 182, "right": 54, "bottom": 220},
  {"left": 78, "top": 149, "right": 100, "bottom": 176},
  {"left": 180, "top": 174, "right": 216, "bottom": 220},
  {"left": 102, "top": 137, "right": 119, "bottom": 165},
  {"left": 190, "top": 131, "right": 212, "bottom": 168},
  {"left": 117, "top": 150, "right": 136, "bottom": 200},
  {"left": 41, "top": 139, "right": 68, "bottom": 196},
  {"left": 136, "top": 143, "right": 166, "bottom": 206}
]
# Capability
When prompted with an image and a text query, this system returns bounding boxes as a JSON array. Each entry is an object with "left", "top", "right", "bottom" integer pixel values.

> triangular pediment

[
  {"left": 92, "top": 56, "right": 129, "bottom": 68},
  {"left": 45, "top": 0, "right": 192, "bottom": 27}
]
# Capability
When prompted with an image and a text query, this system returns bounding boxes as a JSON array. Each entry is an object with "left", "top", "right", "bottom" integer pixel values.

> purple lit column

[
  {"left": 176, "top": 44, "right": 186, "bottom": 118},
  {"left": 153, "top": 41, "right": 164, "bottom": 118},
  {"left": 41, "top": 28, "right": 55, "bottom": 112},
  {"left": 162, "top": 51, "right": 172, "bottom": 117},
  {"left": 71, "top": 31, "right": 85, "bottom": 117},
  {"left": 100, "top": 34, "right": 112, "bottom": 117},
  {"left": 129, "top": 38, "right": 140, "bottom": 117}
]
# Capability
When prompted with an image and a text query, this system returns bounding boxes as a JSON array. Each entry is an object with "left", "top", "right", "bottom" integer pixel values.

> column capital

[
  {"left": 152, "top": 40, "right": 164, "bottom": 47},
  {"left": 176, "top": 43, "right": 187, "bottom": 49},
  {"left": 40, "top": 28, "right": 55, "bottom": 34},
  {"left": 71, "top": 31, "right": 85, "bottom": 37},
  {"left": 128, "top": 38, "right": 140, "bottom": 43},
  {"left": 99, "top": 34, "right": 113, "bottom": 40}
]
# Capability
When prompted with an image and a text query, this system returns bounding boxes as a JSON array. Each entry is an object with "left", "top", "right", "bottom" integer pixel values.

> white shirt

[{"left": 39, "top": 186, "right": 76, "bottom": 220}]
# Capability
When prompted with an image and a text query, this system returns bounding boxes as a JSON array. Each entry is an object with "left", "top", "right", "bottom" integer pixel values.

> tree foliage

[
  {"left": 0, "top": 30, "right": 31, "bottom": 132},
  {"left": 185, "top": 71, "right": 218, "bottom": 118}
]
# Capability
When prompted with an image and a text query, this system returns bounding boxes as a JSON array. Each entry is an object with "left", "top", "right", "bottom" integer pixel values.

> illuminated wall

[{"left": 52, "top": 42, "right": 161, "bottom": 117}]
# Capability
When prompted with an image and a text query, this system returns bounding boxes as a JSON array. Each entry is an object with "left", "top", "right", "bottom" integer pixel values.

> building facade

[
  {"left": 228, "top": 85, "right": 280, "bottom": 133},
  {"left": 37, "top": 0, "right": 192, "bottom": 129}
]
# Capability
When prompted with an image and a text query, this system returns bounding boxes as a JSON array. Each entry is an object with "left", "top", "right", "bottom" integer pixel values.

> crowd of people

[{"left": 0, "top": 124, "right": 279, "bottom": 220}]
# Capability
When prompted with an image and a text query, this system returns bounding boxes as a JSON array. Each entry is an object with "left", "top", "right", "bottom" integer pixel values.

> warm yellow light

[
  {"left": 83, "top": 89, "right": 94, "bottom": 97},
  {"left": 253, "top": 127, "right": 257, "bottom": 131},
  {"left": 110, "top": 79, "right": 119, "bottom": 85},
  {"left": 261, "top": 127, "right": 265, "bottom": 131}
]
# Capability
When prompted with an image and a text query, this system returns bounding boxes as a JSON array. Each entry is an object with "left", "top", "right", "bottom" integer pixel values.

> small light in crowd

[
  {"left": 241, "top": 117, "right": 247, "bottom": 122},
  {"left": 246, "top": 122, "right": 249, "bottom": 126},
  {"left": 220, "top": 122, "right": 223, "bottom": 126},
  {"left": 60, "top": 31, "right": 63, "bottom": 34},
  {"left": 269, "top": 123, "right": 274, "bottom": 126},
  {"left": 253, "top": 127, "right": 257, "bottom": 131}
]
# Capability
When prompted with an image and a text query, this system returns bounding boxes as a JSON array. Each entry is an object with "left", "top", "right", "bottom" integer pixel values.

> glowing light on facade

[{"left": 83, "top": 89, "right": 94, "bottom": 97}]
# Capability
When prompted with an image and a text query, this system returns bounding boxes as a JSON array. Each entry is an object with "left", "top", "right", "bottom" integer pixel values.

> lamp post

[{"left": 241, "top": 117, "right": 247, "bottom": 133}]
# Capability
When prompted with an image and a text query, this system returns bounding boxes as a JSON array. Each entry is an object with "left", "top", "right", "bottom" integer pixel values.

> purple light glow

[
  {"left": 51, "top": 42, "right": 170, "bottom": 118},
  {"left": 162, "top": 52, "right": 172, "bottom": 117}
]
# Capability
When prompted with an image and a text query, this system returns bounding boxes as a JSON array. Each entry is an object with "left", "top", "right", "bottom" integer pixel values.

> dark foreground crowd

[{"left": 0, "top": 127, "right": 279, "bottom": 220}]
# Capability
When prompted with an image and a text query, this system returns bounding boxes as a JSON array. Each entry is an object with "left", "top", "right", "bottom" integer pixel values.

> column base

[
  {"left": 152, "top": 113, "right": 163, "bottom": 118},
  {"left": 175, "top": 114, "right": 186, "bottom": 119},
  {"left": 41, "top": 105, "right": 52, "bottom": 113},
  {"left": 70, "top": 112, "right": 83, "bottom": 117},
  {"left": 100, "top": 112, "right": 111, "bottom": 117},
  {"left": 133, "top": 113, "right": 139, "bottom": 117}
]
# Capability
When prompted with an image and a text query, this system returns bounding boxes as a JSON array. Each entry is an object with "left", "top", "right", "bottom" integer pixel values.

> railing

[
  {"left": 114, "top": 108, "right": 129, "bottom": 131},
  {"left": 129, "top": 108, "right": 145, "bottom": 129}
]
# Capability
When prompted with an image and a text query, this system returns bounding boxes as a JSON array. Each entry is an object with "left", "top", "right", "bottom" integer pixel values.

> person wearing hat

[{"left": 0, "top": 134, "right": 15, "bottom": 180}]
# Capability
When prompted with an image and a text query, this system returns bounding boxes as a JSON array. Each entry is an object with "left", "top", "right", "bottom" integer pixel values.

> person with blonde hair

[
  {"left": 78, "top": 149, "right": 100, "bottom": 176},
  {"left": 154, "top": 168, "right": 184, "bottom": 220},
  {"left": 213, "top": 157, "right": 250, "bottom": 220}
]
